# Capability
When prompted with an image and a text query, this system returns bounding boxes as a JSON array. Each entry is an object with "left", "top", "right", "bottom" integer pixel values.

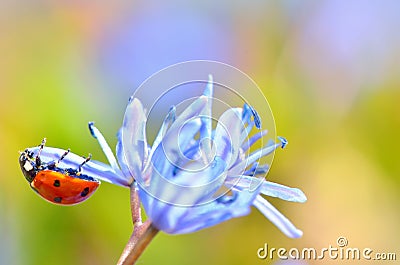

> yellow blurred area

[{"left": 1, "top": 1, "right": 399, "bottom": 265}]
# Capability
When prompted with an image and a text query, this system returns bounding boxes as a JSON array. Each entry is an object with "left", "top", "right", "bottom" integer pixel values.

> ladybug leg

[
  {"left": 78, "top": 154, "right": 92, "bottom": 172},
  {"left": 58, "top": 148, "right": 71, "bottom": 163},
  {"left": 35, "top": 138, "right": 46, "bottom": 167},
  {"left": 47, "top": 148, "right": 71, "bottom": 169}
]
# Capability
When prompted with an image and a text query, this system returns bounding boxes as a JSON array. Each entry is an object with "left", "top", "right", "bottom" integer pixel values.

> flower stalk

[{"left": 117, "top": 184, "right": 159, "bottom": 265}]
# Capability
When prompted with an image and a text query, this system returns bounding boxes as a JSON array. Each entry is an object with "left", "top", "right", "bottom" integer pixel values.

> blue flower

[
  {"left": 23, "top": 76, "right": 306, "bottom": 238},
  {"left": 114, "top": 76, "right": 306, "bottom": 237}
]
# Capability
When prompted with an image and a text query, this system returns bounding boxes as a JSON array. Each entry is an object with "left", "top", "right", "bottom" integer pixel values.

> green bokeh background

[{"left": 1, "top": 1, "right": 399, "bottom": 265}]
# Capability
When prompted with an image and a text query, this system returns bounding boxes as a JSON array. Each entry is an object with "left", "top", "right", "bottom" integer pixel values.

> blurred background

[{"left": 1, "top": 1, "right": 399, "bottom": 264}]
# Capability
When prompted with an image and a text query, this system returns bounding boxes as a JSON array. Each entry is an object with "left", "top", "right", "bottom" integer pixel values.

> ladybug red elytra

[{"left": 19, "top": 139, "right": 100, "bottom": 205}]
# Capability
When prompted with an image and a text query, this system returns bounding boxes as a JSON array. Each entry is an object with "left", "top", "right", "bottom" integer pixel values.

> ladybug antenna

[
  {"left": 78, "top": 154, "right": 92, "bottom": 172},
  {"left": 35, "top": 138, "right": 46, "bottom": 167}
]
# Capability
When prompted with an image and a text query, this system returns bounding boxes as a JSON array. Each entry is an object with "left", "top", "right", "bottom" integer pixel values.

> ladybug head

[{"left": 19, "top": 149, "right": 38, "bottom": 183}]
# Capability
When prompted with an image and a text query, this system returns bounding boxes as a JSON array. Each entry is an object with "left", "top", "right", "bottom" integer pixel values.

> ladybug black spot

[
  {"left": 81, "top": 187, "right": 90, "bottom": 197},
  {"left": 54, "top": 197, "right": 62, "bottom": 203},
  {"left": 53, "top": 180, "right": 60, "bottom": 187}
]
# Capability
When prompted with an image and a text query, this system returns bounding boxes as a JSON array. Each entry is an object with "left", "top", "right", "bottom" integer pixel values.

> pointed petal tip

[
  {"left": 88, "top": 121, "right": 96, "bottom": 138},
  {"left": 296, "top": 189, "right": 307, "bottom": 203},
  {"left": 126, "top": 97, "right": 145, "bottom": 112},
  {"left": 260, "top": 181, "right": 307, "bottom": 203},
  {"left": 167, "top": 105, "right": 176, "bottom": 122},
  {"left": 277, "top": 136, "right": 288, "bottom": 148},
  {"left": 128, "top": 95, "right": 135, "bottom": 103},
  {"left": 253, "top": 196, "right": 304, "bottom": 239},
  {"left": 242, "top": 104, "right": 262, "bottom": 129},
  {"left": 250, "top": 106, "right": 262, "bottom": 129},
  {"left": 288, "top": 228, "right": 303, "bottom": 238},
  {"left": 128, "top": 96, "right": 140, "bottom": 105}
]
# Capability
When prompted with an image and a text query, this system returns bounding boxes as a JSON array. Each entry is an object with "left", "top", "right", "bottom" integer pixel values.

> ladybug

[{"left": 19, "top": 139, "right": 100, "bottom": 205}]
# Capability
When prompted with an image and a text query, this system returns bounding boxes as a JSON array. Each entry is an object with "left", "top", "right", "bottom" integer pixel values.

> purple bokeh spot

[{"left": 95, "top": 6, "right": 235, "bottom": 90}]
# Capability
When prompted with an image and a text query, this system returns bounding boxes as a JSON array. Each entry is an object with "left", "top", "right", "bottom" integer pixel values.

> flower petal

[
  {"left": 140, "top": 156, "right": 227, "bottom": 218},
  {"left": 253, "top": 195, "right": 303, "bottom": 238},
  {"left": 116, "top": 135, "right": 132, "bottom": 180},
  {"left": 149, "top": 106, "right": 176, "bottom": 156},
  {"left": 167, "top": 95, "right": 207, "bottom": 134},
  {"left": 260, "top": 181, "right": 307, "bottom": 203},
  {"left": 118, "top": 97, "right": 148, "bottom": 181},
  {"left": 243, "top": 162, "right": 270, "bottom": 176},
  {"left": 149, "top": 118, "right": 202, "bottom": 182},
  {"left": 88, "top": 122, "right": 123, "bottom": 175},
  {"left": 142, "top": 106, "right": 176, "bottom": 177},
  {"left": 148, "top": 189, "right": 258, "bottom": 234},
  {"left": 225, "top": 175, "right": 307, "bottom": 203},
  {"left": 240, "top": 104, "right": 262, "bottom": 144},
  {"left": 199, "top": 76, "right": 213, "bottom": 163},
  {"left": 229, "top": 141, "right": 280, "bottom": 176},
  {"left": 241, "top": 130, "right": 268, "bottom": 152},
  {"left": 213, "top": 108, "right": 243, "bottom": 167}
]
